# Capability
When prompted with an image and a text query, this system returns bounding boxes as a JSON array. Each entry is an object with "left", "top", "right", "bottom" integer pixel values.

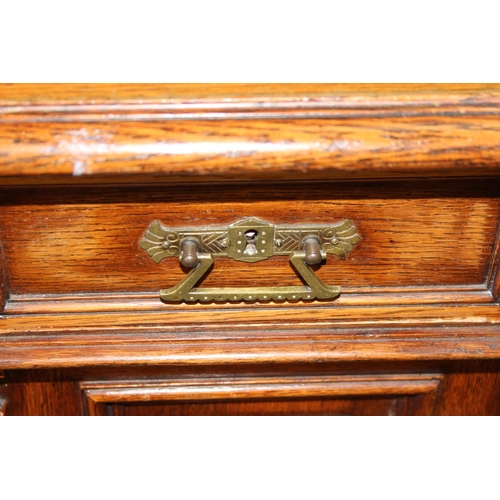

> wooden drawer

[
  {"left": 0, "top": 175, "right": 499, "bottom": 361},
  {"left": 1, "top": 178, "right": 499, "bottom": 295},
  {"left": 1, "top": 84, "right": 500, "bottom": 415},
  {"left": 0, "top": 176, "right": 499, "bottom": 324}
]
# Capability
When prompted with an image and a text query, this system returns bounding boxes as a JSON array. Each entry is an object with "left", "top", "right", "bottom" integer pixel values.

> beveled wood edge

[
  {"left": 2, "top": 172, "right": 500, "bottom": 186},
  {"left": 3, "top": 285, "right": 495, "bottom": 315},
  {"left": 2, "top": 303, "right": 500, "bottom": 338},
  {"left": 2, "top": 83, "right": 500, "bottom": 100},
  {"left": 2, "top": 83, "right": 500, "bottom": 115},
  {"left": 80, "top": 373, "right": 443, "bottom": 409},
  {"left": 0, "top": 244, "right": 9, "bottom": 313},
  {"left": 0, "top": 370, "right": 5, "bottom": 416},
  {"left": 4, "top": 108, "right": 500, "bottom": 123},
  {"left": 2, "top": 327, "right": 500, "bottom": 370},
  {"left": 492, "top": 268, "right": 500, "bottom": 302},
  {"left": 3, "top": 86, "right": 500, "bottom": 184},
  {"left": 488, "top": 218, "right": 500, "bottom": 301}
]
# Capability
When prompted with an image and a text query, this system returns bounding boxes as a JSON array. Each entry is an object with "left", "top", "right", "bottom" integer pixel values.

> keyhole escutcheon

[{"left": 243, "top": 229, "right": 259, "bottom": 256}]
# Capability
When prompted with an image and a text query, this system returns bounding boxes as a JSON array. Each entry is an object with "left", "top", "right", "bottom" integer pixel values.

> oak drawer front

[
  {"left": 2, "top": 85, "right": 500, "bottom": 372},
  {"left": 1, "top": 178, "right": 498, "bottom": 300}
]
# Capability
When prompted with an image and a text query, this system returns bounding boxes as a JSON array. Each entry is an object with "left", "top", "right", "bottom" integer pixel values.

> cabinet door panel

[
  {"left": 108, "top": 396, "right": 435, "bottom": 416},
  {"left": 82, "top": 373, "right": 441, "bottom": 416}
]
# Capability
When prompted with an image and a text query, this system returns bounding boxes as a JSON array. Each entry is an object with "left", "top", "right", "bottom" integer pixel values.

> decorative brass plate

[{"left": 139, "top": 217, "right": 360, "bottom": 303}]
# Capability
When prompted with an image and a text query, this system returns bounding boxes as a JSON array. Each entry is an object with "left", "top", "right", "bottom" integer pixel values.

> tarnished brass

[
  {"left": 139, "top": 217, "right": 361, "bottom": 303},
  {"left": 179, "top": 238, "right": 200, "bottom": 268},
  {"left": 302, "top": 236, "right": 322, "bottom": 266},
  {"left": 227, "top": 218, "right": 275, "bottom": 262}
]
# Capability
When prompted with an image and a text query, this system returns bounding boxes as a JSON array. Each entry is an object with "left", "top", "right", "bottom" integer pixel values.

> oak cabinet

[{"left": 1, "top": 84, "right": 500, "bottom": 415}]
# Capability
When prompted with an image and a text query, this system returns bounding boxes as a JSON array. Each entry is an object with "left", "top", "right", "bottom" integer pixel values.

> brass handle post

[
  {"left": 302, "top": 236, "right": 323, "bottom": 265},
  {"left": 180, "top": 238, "right": 200, "bottom": 268}
]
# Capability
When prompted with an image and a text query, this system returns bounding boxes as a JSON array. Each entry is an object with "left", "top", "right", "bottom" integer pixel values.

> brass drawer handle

[{"left": 140, "top": 217, "right": 360, "bottom": 303}]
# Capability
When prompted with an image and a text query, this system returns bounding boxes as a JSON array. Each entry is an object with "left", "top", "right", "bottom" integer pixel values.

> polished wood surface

[
  {"left": 1, "top": 179, "right": 498, "bottom": 295},
  {"left": 2, "top": 84, "right": 500, "bottom": 184},
  {"left": 1, "top": 84, "right": 499, "bottom": 415},
  {"left": 0, "top": 370, "right": 6, "bottom": 416},
  {"left": 2, "top": 83, "right": 500, "bottom": 103},
  {"left": 82, "top": 371, "right": 441, "bottom": 416},
  {"left": 2, "top": 361, "right": 499, "bottom": 416},
  {"left": 0, "top": 249, "right": 7, "bottom": 312}
]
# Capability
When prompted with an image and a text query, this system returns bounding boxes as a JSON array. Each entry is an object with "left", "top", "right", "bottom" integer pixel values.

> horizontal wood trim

[
  {"left": 2, "top": 117, "right": 500, "bottom": 183},
  {"left": 3, "top": 286, "right": 494, "bottom": 315},
  {"left": 2, "top": 84, "right": 500, "bottom": 184},
  {"left": 2, "top": 327, "right": 500, "bottom": 369},
  {"left": 81, "top": 373, "right": 442, "bottom": 405},
  {"left": 1, "top": 83, "right": 499, "bottom": 105},
  {"left": 2, "top": 303, "right": 500, "bottom": 336}
]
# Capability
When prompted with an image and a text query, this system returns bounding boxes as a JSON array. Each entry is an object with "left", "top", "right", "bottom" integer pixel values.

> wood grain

[
  {"left": 488, "top": 220, "right": 500, "bottom": 300},
  {"left": 0, "top": 243, "right": 8, "bottom": 312},
  {"left": 3, "top": 287, "right": 494, "bottom": 316},
  {"left": 2, "top": 84, "right": 500, "bottom": 184},
  {"left": 2, "top": 323, "right": 500, "bottom": 370},
  {"left": 2, "top": 369, "right": 82, "bottom": 416},
  {"left": 82, "top": 373, "right": 442, "bottom": 402},
  {"left": 433, "top": 360, "right": 500, "bottom": 415},
  {"left": 0, "top": 179, "right": 498, "bottom": 298},
  {"left": 2, "top": 83, "right": 500, "bottom": 105},
  {"left": 82, "top": 373, "right": 441, "bottom": 416},
  {"left": 108, "top": 398, "right": 402, "bottom": 416},
  {"left": 2, "top": 303, "right": 500, "bottom": 336},
  {"left": 2, "top": 360, "right": 499, "bottom": 415},
  {"left": 1, "top": 84, "right": 500, "bottom": 415},
  {"left": 0, "top": 370, "right": 6, "bottom": 416},
  {"left": 2, "top": 117, "right": 500, "bottom": 184}
]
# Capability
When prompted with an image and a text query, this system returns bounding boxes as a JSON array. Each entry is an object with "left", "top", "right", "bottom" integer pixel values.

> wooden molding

[
  {"left": 0, "top": 245, "right": 9, "bottom": 312},
  {"left": 81, "top": 372, "right": 442, "bottom": 416},
  {"left": 2, "top": 302, "right": 500, "bottom": 337},
  {"left": 488, "top": 219, "right": 500, "bottom": 302},
  {"left": 2, "top": 84, "right": 500, "bottom": 184},
  {"left": 3, "top": 285, "right": 495, "bottom": 315},
  {"left": 1, "top": 83, "right": 499, "bottom": 105},
  {"left": 0, "top": 370, "right": 6, "bottom": 416},
  {"left": 492, "top": 268, "right": 500, "bottom": 303},
  {"left": 2, "top": 325, "right": 500, "bottom": 370},
  {"left": 1, "top": 117, "right": 500, "bottom": 184}
]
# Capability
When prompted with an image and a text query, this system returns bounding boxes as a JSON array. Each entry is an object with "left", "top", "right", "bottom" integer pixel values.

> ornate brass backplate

[{"left": 139, "top": 217, "right": 361, "bottom": 303}]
